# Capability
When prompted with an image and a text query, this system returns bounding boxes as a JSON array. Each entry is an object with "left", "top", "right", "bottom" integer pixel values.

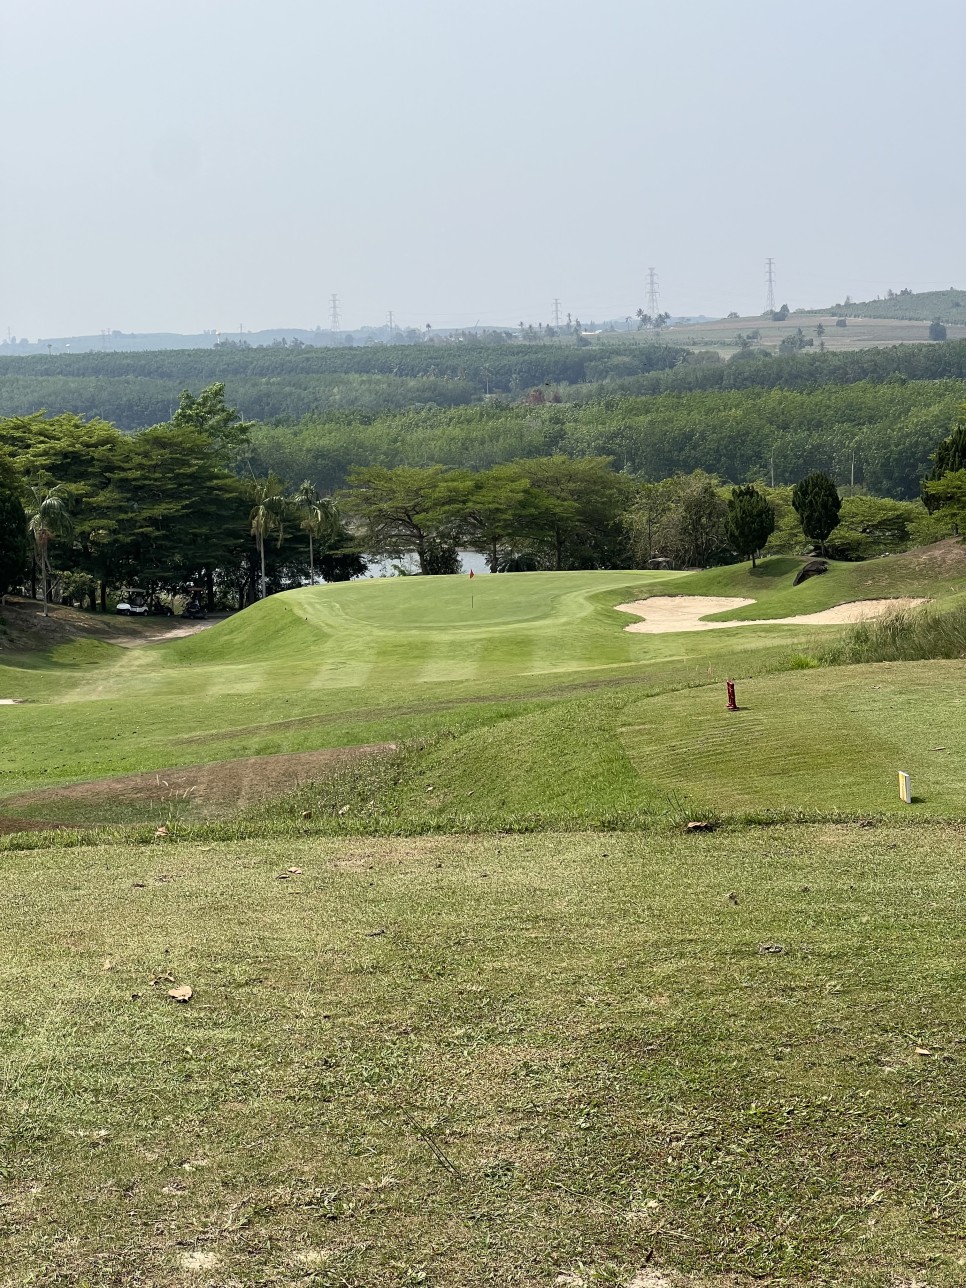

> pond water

[{"left": 361, "top": 550, "right": 490, "bottom": 579}]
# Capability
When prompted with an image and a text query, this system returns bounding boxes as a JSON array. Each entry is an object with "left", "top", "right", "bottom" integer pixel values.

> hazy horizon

[{"left": 2, "top": 0, "right": 964, "bottom": 338}]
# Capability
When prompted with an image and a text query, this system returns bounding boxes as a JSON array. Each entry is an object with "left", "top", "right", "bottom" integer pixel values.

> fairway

[{"left": 2, "top": 552, "right": 964, "bottom": 826}]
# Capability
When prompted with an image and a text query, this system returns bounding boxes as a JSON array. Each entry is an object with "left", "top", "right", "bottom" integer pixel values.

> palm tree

[
  {"left": 293, "top": 480, "right": 340, "bottom": 585},
  {"left": 249, "top": 475, "right": 287, "bottom": 600},
  {"left": 26, "top": 483, "right": 72, "bottom": 617}
]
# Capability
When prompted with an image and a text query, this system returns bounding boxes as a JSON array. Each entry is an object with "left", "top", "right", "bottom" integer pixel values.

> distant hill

[{"left": 799, "top": 288, "right": 966, "bottom": 324}]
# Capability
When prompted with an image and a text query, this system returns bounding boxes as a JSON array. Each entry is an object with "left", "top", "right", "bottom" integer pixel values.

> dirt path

[
  {"left": 104, "top": 619, "right": 218, "bottom": 647},
  {"left": 615, "top": 595, "right": 927, "bottom": 634}
]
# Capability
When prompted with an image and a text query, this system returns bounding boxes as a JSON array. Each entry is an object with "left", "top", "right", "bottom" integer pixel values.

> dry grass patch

[{"left": 1, "top": 743, "right": 396, "bottom": 828}]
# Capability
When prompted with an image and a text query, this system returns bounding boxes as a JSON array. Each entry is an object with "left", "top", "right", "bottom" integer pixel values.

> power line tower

[
  {"left": 387, "top": 310, "right": 394, "bottom": 342},
  {"left": 765, "top": 258, "right": 776, "bottom": 313},
  {"left": 646, "top": 267, "right": 660, "bottom": 318},
  {"left": 552, "top": 298, "right": 562, "bottom": 328},
  {"left": 329, "top": 293, "right": 341, "bottom": 332}
]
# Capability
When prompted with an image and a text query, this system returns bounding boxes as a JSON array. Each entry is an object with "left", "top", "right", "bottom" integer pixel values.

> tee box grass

[{"left": 1, "top": 825, "right": 965, "bottom": 1286}]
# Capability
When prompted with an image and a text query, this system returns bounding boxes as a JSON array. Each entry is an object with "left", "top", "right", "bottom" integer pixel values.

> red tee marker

[
  {"left": 726, "top": 680, "right": 738, "bottom": 711},
  {"left": 468, "top": 569, "right": 475, "bottom": 579}
]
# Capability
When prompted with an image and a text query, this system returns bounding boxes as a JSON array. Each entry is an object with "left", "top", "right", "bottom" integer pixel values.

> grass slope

[{"left": 2, "top": 826, "right": 965, "bottom": 1286}]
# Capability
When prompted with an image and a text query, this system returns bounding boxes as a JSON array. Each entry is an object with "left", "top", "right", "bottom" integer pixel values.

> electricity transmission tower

[
  {"left": 646, "top": 267, "right": 660, "bottom": 318},
  {"left": 329, "top": 293, "right": 341, "bottom": 331},
  {"left": 552, "top": 298, "right": 562, "bottom": 328},
  {"left": 765, "top": 258, "right": 776, "bottom": 313}
]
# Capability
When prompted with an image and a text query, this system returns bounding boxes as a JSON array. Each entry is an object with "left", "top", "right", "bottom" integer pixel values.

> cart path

[{"left": 104, "top": 619, "right": 220, "bottom": 647}]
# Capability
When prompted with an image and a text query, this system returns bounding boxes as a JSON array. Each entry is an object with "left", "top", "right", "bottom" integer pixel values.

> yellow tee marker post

[{"left": 898, "top": 771, "right": 912, "bottom": 804}]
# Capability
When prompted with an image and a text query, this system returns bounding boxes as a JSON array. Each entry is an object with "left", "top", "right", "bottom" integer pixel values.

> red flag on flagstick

[{"left": 468, "top": 569, "right": 475, "bottom": 579}]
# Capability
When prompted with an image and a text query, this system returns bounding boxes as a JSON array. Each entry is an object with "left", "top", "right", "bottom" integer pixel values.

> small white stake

[{"left": 898, "top": 771, "right": 912, "bottom": 804}]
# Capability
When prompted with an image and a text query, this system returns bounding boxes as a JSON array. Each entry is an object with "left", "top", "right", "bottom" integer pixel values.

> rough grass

[
  {"left": 821, "top": 600, "right": 966, "bottom": 666},
  {"left": 2, "top": 826, "right": 965, "bottom": 1287}
]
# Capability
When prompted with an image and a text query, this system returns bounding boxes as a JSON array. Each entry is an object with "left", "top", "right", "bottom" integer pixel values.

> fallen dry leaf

[
  {"left": 102, "top": 958, "right": 114, "bottom": 972},
  {"left": 154, "top": 826, "right": 169, "bottom": 838},
  {"left": 915, "top": 1046, "right": 932, "bottom": 1056},
  {"left": 301, "top": 810, "right": 312, "bottom": 820},
  {"left": 337, "top": 804, "right": 350, "bottom": 816},
  {"left": 168, "top": 985, "right": 193, "bottom": 1003},
  {"left": 287, "top": 866, "right": 303, "bottom": 875},
  {"left": 758, "top": 943, "right": 786, "bottom": 955}
]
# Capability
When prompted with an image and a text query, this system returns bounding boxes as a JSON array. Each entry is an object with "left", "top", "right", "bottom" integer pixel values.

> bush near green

[
  {"left": 726, "top": 484, "right": 775, "bottom": 567},
  {"left": 791, "top": 471, "right": 842, "bottom": 554}
]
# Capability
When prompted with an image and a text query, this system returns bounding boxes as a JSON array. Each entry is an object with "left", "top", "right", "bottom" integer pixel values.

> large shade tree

[{"left": 340, "top": 465, "right": 457, "bottom": 574}]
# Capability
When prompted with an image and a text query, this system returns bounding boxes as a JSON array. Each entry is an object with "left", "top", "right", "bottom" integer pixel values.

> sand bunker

[{"left": 615, "top": 595, "right": 927, "bottom": 634}]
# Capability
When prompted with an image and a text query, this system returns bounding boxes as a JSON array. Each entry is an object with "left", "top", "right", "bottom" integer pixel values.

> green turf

[
  {"left": 2, "top": 825, "right": 964, "bottom": 1286},
  {"left": 0, "top": 567, "right": 775, "bottom": 805}
]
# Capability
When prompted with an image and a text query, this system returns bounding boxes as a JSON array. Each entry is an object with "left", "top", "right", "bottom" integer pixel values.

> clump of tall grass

[{"left": 821, "top": 601, "right": 966, "bottom": 665}]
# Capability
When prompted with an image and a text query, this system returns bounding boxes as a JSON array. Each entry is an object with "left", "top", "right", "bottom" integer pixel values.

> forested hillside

[
  {"left": 250, "top": 382, "right": 965, "bottom": 499},
  {"left": 5, "top": 339, "right": 966, "bottom": 427},
  {"left": 799, "top": 288, "right": 966, "bottom": 324}
]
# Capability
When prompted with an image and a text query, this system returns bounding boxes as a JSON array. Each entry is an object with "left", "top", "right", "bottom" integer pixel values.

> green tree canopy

[
  {"left": 170, "top": 382, "right": 253, "bottom": 460},
  {"left": 923, "top": 403, "right": 966, "bottom": 512},
  {"left": 26, "top": 482, "right": 73, "bottom": 616},
  {"left": 922, "top": 469, "right": 966, "bottom": 533},
  {"left": 340, "top": 465, "right": 458, "bottom": 574},
  {"left": 511, "top": 455, "right": 635, "bottom": 570},
  {"left": 791, "top": 471, "right": 842, "bottom": 554},
  {"left": 0, "top": 455, "right": 28, "bottom": 596},
  {"left": 726, "top": 484, "right": 775, "bottom": 568},
  {"left": 653, "top": 471, "right": 728, "bottom": 568}
]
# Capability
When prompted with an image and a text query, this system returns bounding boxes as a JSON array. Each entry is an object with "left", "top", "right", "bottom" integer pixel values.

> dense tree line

[
  {"left": 3, "top": 386, "right": 964, "bottom": 610},
  {"left": 0, "top": 388, "right": 364, "bottom": 610},
  {"left": 8, "top": 339, "right": 966, "bottom": 430},
  {"left": 248, "top": 382, "right": 966, "bottom": 499}
]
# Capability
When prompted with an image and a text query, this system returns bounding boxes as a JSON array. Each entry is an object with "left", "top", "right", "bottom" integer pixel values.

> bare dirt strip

[
  {"left": 614, "top": 595, "right": 927, "bottom": 634},
  {"left": 1, "top": 743, "right": 395, "bottom": 831}
]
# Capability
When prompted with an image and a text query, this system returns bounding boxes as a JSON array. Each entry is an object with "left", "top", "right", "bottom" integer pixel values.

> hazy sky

[{"left": 2, "top": 0, "right": 964, "bottom": 337}]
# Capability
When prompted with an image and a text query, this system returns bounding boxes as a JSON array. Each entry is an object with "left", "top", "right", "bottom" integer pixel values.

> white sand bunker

[
  {"left": 0, "top": 699, "right": 25, "bottom": 705},
  {"left": 615, "top": 595, "right": 927, "bottom": 634}
]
